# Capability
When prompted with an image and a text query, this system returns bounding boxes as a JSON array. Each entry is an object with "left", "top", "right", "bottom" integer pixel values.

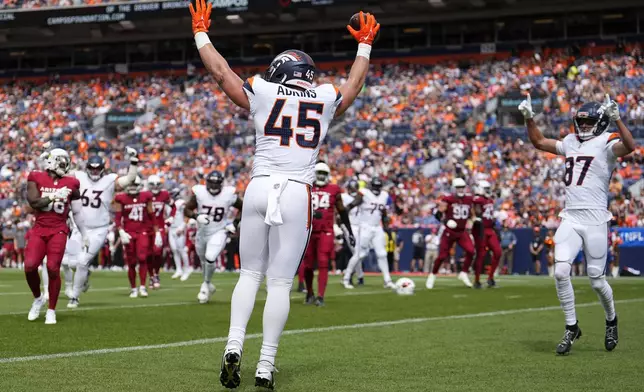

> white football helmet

[
  {"left": 127, "top": 176, "right": 142, "bottom": 195},
  {"left": 452, "top": 178, "right": 466, "bottom": 197},
  {"left": 315, "top": 162, "right": 331, "bottom": 187},
  {"left": 148, "top": 174, "right": 162, "bottom": 195},
  {"left": 395, "top": 278, "right": 416, "bottom": 295},
  {"left": 475, "top": 180, "right": 491, "bottom": 197},
  {"left": 46, "top": 148, "right": 71, "bottom": 177}
]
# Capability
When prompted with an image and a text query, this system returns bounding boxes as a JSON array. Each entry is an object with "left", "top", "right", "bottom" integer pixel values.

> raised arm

[
  {"left": 190, "top": 0, "right": 249, "bottom": 111},
  {"left": 518, "top": 94, "right": 559, "bottom": 155},
  {"left": 335, "top": 12, "right": 380, "bottom": 117},
  {"left": 115, "top": 147, "right": 140, "bottom": 192},
  {"left": 602, "top": 94, "right": 637, "bottom": 158}
]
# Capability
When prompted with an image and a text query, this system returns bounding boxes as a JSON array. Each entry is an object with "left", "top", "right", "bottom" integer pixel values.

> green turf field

[{"left": 0, "top": 270, "right": 642, "bottom": 392}]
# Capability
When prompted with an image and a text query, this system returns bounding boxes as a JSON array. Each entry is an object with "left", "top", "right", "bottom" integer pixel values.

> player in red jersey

[
  {"left": 426, "top": 178, "right": 475, "bottom": 289},
  {"left": 25, "top": 148, "right": 85, "bottom": 324},
  {"left": 186, "top": 219, "right": 198, "bottom": 268},
  {"left": 472, "top": 180, "right": 502, "bottom": 289},
  {"left": 147, "top": 175, "right": 176, "bottom": 289},
  {"left": 113, "top": 177, "right": 158, "bottom": 298},
  {"left": 302, "top": 163, "right": 355, "bottom": 306}
]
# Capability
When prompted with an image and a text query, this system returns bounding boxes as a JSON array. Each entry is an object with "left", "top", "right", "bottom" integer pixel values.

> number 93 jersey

[
  {"left": 73, "top": 171, "right": 118, "bottom": 228},
  {"left": 243, "top": 76, "right": 343, "bottom": 185},
  {"left": 192, "top": 184, "right": 237, "bottom": 235},
  {"left": 556, "top": 132, "right": 621, "bottom": 223},
  {"left": 358, "top": 189, "right": 390, "bottom": 227}
]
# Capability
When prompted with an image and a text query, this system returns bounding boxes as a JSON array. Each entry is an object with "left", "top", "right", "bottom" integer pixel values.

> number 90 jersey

[
  {"left": 442, "top": 194, "right": 474, "bottom": 232},
  {"left": 358, "top": 189, "right": 390, "bottom": 227},
  {"left": 27, "top": 171, "right": 80, "bottom": 236},
  {"left": 242, "top": 76, "right": 343, "bottom": 185},
  {"left": 73, "top": 171, "right": 118, "bottom": 229},
  {"left": 556, "top": 132, "right": 620, "bottom": 222},
  {"left": 192, "top": 184, "right": 237, "bottom": 236}
]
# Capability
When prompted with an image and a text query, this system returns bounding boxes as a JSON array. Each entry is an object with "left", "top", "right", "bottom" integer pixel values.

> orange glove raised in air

[
  {"left": 347, "top": 12, "right": 380, "bottom": 46},
  {"left": 189, "top": 0, "right": 212, "bottom": 35}
]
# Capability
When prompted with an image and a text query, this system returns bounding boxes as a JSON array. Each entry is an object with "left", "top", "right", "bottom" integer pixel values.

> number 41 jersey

[
  {"left": 73, "top": 171, "right": 118, "bottom": 229},
  {"left": 556, "top": 132, "right": 620, "bottom": 223},
  {"left": 192, "top": 184, "right": 237, "bottom": 236},
  {"left": 242, "top": 76, "right": 343, "bottom": 185}
]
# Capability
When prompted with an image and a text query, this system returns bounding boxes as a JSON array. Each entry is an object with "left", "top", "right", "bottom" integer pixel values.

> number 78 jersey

[
  {"left": 556, "top": 132, "right": 620, "bottom": 213},
  {"left": 193, "top": 184, "right": 237, "bottom": 235},
  {"left": 243, "top": 76, "right": 342, "bottom": 185}
]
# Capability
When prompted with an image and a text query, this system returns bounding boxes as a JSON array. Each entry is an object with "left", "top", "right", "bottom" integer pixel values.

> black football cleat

[
  {"left": 487, "top": 279, "right": 497, "bottom": 288},
  {"left": 315, "top": 296, "right": 325, "bottom": 307},
  {"left": 357, "top": 277, "right": 365, "bottom": 286},
  {"left": 605, "top": 316, "right": 618, "bottom": 351},
  {"left": 473, "top": 281, "right": 482, "bottom": 289},
  {"left": 304, "top": 293, "right": 316, "bottom": 305},
  {"left": 297, "top": 282, "right": 306, "bottom": 293},
  {"left": 219, "top": 349, "right": 242, "bottom": 389},
  {"left": 556, "top": 323, "right": 582, "bottom": 355}
]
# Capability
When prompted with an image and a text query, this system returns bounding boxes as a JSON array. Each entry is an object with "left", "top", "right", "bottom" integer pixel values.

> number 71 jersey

[
  {"left": 74, "top": 171, "right": 118, "bottom": 228},
  {"left": 193, "top": 184, "right": 237, "bottom": 235},
  {"left": 556, "top": 132, "right": 620, "bottom": 213},
  {"left": 243, "top": 76, "right": 342, "bottom": 185}
]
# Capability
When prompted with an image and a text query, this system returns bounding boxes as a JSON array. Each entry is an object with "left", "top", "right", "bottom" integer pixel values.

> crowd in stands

[
  {"left": 1, "top": 46, "right": 643, "bottom": 237},
  {"left": 1, "top": 0, "right": 134, "bottom": 9}
]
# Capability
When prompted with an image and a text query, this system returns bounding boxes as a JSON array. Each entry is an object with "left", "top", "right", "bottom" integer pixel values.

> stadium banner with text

[
  {"left": 617, "top": 227, "right": 644, "bottom": 247},
  {"left": 0, "top": 0, "right": 343, "bottom": 27}
]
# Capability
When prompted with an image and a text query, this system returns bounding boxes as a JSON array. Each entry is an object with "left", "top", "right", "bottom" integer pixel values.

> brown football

[{"left": 349, "top": 12, "right": 381, "bottom": 44}]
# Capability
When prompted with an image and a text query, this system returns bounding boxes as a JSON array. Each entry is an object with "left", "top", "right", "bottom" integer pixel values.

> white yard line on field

[{"left": 1, "top": 297, "right": 642, "bottom": 364}]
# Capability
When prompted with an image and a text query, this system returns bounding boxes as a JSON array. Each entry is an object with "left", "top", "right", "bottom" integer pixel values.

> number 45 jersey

[
  {"left": 192, "top": 184, "right": 237, "bottom": 236},
  {"left": 243, "top": 76, "right": 342, "bottom": 185},
  {"left": 556, "top": 132, "right": 620, "bottom": 224},
  {"left": 73, "top": 172, "right": 118, "bottom": 229}
]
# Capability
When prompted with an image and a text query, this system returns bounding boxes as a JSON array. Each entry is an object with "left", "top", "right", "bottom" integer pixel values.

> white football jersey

[
  {"left": 358, "top": 189, "right": 389, "bottom": 227},
  {"left": 556, "top": 132, "right": 620, "bottom": 224},
  {"left": 243, "top": 76, "right": 343, "bottom": 185},
  {"left": 74, "top": 171, "right": 118, "bottom": 228},
  {"left": 170, "top": 199, "right": 186, "bottom": 229},
  {"left": 193, "top": 184, "right": 238, "bottom": 235},
  {"left": 341, "top": 193, "right": 361, "bottom": 227}
]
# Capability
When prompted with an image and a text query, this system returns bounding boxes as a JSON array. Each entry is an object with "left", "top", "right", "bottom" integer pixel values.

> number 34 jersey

[
  {"left": 73, "top": 171, "right": 118, "bottom": 228},
  {"left": 243, "top": 76, "right": 343, "bottom": 185},
  {"left": 556, "top": 132, "right": 621, "bottom": 224},
  {"left": 192, "top": 184, "right": 237, "bottom": 236}
]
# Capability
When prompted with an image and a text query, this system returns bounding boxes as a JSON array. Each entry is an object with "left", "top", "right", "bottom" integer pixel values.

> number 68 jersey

[
  {"left": 73, "top": 171, "right": 118, "bottom": 229},
  {"left": 555, "top": 132, "right": 621, "bottom": 223},
  {"left": 192, "top": 184, "right": 238, "bottom": 236}
]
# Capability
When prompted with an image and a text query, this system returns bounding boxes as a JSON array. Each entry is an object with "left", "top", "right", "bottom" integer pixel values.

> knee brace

[{"left": 553, "top": 262, "right": 572, "bottom": 281}]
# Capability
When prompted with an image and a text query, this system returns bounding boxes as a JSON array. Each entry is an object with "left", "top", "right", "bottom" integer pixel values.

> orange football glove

[
  {"left": 347, "top": 11, "right": 380, "bottom": 45},
  {"left": 189, "top": 0, "right": 212, "bottom": 35}
]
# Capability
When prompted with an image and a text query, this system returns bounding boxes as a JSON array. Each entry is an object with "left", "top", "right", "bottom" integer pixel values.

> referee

[{"left": 385, "top": 228, "right": 398, "bottom": 273}]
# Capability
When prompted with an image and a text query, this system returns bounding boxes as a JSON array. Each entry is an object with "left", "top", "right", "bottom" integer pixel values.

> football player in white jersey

[
  {"left": 342, "top": 178, "right": 396, "bottom": 289},
  {"left": 184, "top": 171, "right": 242, "bottom": 304},
  {"left": 519, "top": 94, "right": 636, "bottom": 355},
  {"left": 66, "top": 149, "right": 139, "bottom": 308},
  {"left": 190, "top": 1, "right": 379, "bottom": 387},
  {"left": 340, "top": 179, "right": 365, "bottom": 285},
  {"left": 169, "top": 188, "right": 192, "bottom": 281}
]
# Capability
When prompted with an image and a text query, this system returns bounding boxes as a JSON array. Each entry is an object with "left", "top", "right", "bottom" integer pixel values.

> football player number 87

[
  {"left": 265, "top": 100, "right": 324, "bottom": 149},
  {"left": 563, "top": 156, "right": 594, "bottom": 186}
]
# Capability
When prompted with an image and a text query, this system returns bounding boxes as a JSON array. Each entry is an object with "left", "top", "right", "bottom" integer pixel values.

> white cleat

[
  {"left": 153, "top": 281, "right": 161, "bottom": 290},
  {"left": 426, "top": 273, "right": 436, "bottom": 289},
  {"left": 27, "top": 296, "right": 45, "bottom": 321},
  {"left": 44, "top": 309, "right": 57, "bottom": 325},
  {"left": 458, "top": 271, "right": 473, "bottom": 288},
  {"left": 197, "top": 282, "right": 216, "bottom": 304},
  {"left": 65, "top": 287, "right": 74, "bottom": 299},
  {"left": 384, "top": 281, "right": 396, "bottom": 289},
  {"left": 139, "top": 286, "right": 149, "bottom": 298},
  {"left": 254, "top": 364, "right": 275, "bottom": 390},
  {"left": 180, "top": 267, "right": 193, "bottom": 282},
  {"left": 129, "top": 288, "right": 138, "bottom": 298},
  {"left": 67, "top": 298, "right": 79, "bottom": 309},
  {"left": 342, "top": 280, "right": 355, "bottom": 289},
  {"left": 171, "top": 270, "right": 183, "bottom": 279}
]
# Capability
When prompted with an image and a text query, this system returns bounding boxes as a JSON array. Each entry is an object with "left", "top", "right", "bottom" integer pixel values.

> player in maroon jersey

[
  {"left": 25, "top": 148, "right": 86, "bottom": 324},
  {"left": 425, "top": 178, "right": 475, "bottom": 289},
  {"left": 147, "top": 175, "right": 176, "bottom": 289},
  {"left": 472, "top": 180, "right": 502, "bottom": 289},
  {"left": 113, "top": 177, "right": 158, "bottom": 298},
  {"left": 302, "top": 163, "right": 355, "bottom": 306},
  {"left": 186, "top": 219, "right": 198, "bottom": 268}
]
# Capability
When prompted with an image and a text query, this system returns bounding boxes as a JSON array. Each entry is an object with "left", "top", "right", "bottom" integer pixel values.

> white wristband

[
  {"left": 194, "top": 32, "right": 211, "bottom": 50},
  {"left": 357, "top": 43, "right": 371, "bottom": 59}
]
